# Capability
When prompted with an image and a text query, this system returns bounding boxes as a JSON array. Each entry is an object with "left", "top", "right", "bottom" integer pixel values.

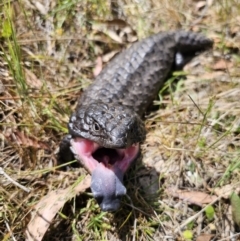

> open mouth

[{"left": 70, "top": 137, "right": 140, "bottom": 173}]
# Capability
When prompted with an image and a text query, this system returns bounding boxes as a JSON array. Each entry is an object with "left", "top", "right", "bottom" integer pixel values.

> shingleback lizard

[{"left": 59, "top": 31, "right": 213, "bottom": 212}]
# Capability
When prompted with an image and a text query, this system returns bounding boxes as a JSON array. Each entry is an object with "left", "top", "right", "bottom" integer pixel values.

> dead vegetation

[{"left": 0, "top": 0, "right": 240, "bottom": 240}]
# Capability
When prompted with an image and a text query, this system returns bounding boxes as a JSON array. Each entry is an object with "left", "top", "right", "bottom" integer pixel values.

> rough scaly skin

[
  {"left": 61, "top": 31, "right": 213, "bottom": 211},
  {"left": 69, "top": 31, "right": 212, "bottom": 146}
]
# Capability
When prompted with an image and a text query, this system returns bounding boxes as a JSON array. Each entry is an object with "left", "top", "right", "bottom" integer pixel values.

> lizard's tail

[
  {"left": 175, "top": 30, "right": 213, "bottom": 53},
  {"left": 173, "top": 31, "right": 213, "bottom": 68}
]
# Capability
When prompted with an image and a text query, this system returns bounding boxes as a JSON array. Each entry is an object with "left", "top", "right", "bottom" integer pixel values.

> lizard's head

[
  {"left": 69, "top": 102, "right": 145, "bottom": 148},
  {"left": 68, "top": 102, "right": 146, "bottom": 211}
]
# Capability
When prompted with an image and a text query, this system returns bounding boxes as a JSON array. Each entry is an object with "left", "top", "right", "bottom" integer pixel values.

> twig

[
  {"left": 174, "top": 195, "right": 221, "bottom": 233},
  {"left": 5, "top": 220, "right": 17, "bottom": 241},
  {"left": 218, "top": 232, "right": 240, "bottom": 241},
  {"left": 0, "top": 167, "right": 31, "bottom": 192},
  {"left": 125, "top": 194, "right": 137, "bottom": 241}
]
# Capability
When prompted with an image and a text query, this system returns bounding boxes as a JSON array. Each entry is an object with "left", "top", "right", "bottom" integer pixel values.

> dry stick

[
  {"left": 125, "top": 200, "right": 150, "bottom": 216},
  {"left": 218, "top": 232, "right": 240, "bottom": 241},
  {"left": 174, "top": 195, "right": 222, "bottom": 233},
  {"left": 133, "top": 218, "right": 137, "bottom": 241},
  {"left": 17, "top": 37, "right": 124, "bottom": 45},
  {"left": 4, "top": 220, "right": 17, "bottom": 241},
  {"left": 0, "top": 167, "right": 31, "bottom": 192},
  {"left": 125, "top": 194, "right": 137, "bottom": 241},
  {"left": 153, "top": 210, "right": 172, "bottom": 239}
]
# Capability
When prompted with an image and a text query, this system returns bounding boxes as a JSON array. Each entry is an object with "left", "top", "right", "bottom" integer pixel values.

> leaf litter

[
  {"left": 25, "top": 175, "right": 91, "bottom": 241},
  {"left": 1, "top": 0, "right": 240, "bottom": 240}
]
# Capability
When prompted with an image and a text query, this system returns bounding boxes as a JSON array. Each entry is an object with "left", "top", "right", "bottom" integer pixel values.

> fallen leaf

[
  {"left": 102, "top": 50, "right": 119, "bottom": 63},
  {"left": 25, "top": 175, "right": 91, "bottom": 241},
  {"left": 167, "top": 188, "right": 218, "bottom": 206},
  {"left": 208, "top": 223, "right": 216, "bottom": 232},
  {"left": 196, "top": 234, "right": 214, "bottom": 241},
  {"left": 91, "top": 20, "right": 136, "bottom": 44},
  {"left": 92, "top": 23, "right": 123, "bottom": 43},
  {"left": 213, "top": 59, "right": 233, "bottom": 70}
]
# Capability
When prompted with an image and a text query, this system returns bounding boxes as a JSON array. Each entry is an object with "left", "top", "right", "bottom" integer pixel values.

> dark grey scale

[
  {"left": 91, "top": 110, "right": 100, "bottom": 117},
  {"left": 85, "top": 108, "right": 93, "bottom": 116},
  {"left": 113, "top": 72, "right": 127, "bottom": 86},
  {"left": 112, "top": 88, "right": 124, "bottom": 100},
  {"left": 105, "top": 98, "right": 113, "bottom": 104},
  {"left": 130, "top": 52, "right": 143, "bottom": 69},
  {"left": 140, "top": 39, "right": 152, "bottom": 52},
  {"left": 124, "top": 117, "right": 133, "bottom": 126},
  {"left": 104, "top": 113, "right": 112, "bottom": 120},
  {"left": 120, "top": 67, "right": 130, "bottom": 81},
  {"left": 124, "top": 60, "right": 135, "bottom": 73},
  {"left": 79, "top": 111, "right": 85, "bottom": 119},
  {"left": 116, "top": 106, "right": 123, "bottom": 111},
  {"left": 124, "top": 78, "right": 133, "bottom": 89},
  {"left": 111, "top": 126, "right": 127, "bottom": 138},
  {"left": 82, "top": 123, "right": 89, "bottom": 131},
  {"left": 97, "top": 89, "right": 113, "bottom": 98},
  {"left": 106, "top": 122, "right": 116, "bottom": 132},
  {"left": 104, "top": 82, "right": 115, "bottom": 91},
  {"left": 86, "top": 116, "right": 93, "bottom": 124},
  {"left": 111, "top": 76, "right": 121, "bottom": 86},
  {"left": 98, "top": 118, "right": 106, "bottom": 127},
  {"left": 107, "top": 93, "right": 118, "bottom": 103},
  {"left": 70, "top": 115, "right": 76, "bottom": 123},
  {"left": 137, "top": 47, "right": 147, "bottom": 59},
  {"left": 108, "top": 107, "right": 115, "bottom": 113},
  {"left": 119, "top": 86, "right": 129, "bottom": 98}
]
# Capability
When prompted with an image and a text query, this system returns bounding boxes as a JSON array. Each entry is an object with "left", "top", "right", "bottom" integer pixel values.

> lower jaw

[{"left": 70, "top": 138, "right": 140, "bottom": 211}]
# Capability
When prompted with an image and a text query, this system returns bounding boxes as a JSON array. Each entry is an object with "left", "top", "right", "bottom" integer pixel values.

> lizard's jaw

[
  {"left": 70, "top": 137, "right": 139, "bottom": 211},
  {"left": 70, "top": 138, "right": 139, "bottom": 174}
]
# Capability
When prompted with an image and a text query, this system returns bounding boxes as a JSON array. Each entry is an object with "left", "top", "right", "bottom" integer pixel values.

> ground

[{"left": 0, "top": 0, "right": 240, "bottom": 240}]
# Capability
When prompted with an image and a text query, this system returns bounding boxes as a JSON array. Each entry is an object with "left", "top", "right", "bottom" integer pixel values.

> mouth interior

[
  {"left": 70, "top": 137, "right": 139, "bottom": 173},
  {"left": 92, "top": 148, "right": 124, "bottom": 166}
]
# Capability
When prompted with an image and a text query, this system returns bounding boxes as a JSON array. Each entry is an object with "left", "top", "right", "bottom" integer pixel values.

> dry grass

[{"left": 1, "top": 0, "right": 240, "bottom": 240}]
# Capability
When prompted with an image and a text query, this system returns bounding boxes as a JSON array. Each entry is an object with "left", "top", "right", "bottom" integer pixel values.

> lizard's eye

[{"left": 93, "top": 123, "right": 100, "bottom": 132}]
